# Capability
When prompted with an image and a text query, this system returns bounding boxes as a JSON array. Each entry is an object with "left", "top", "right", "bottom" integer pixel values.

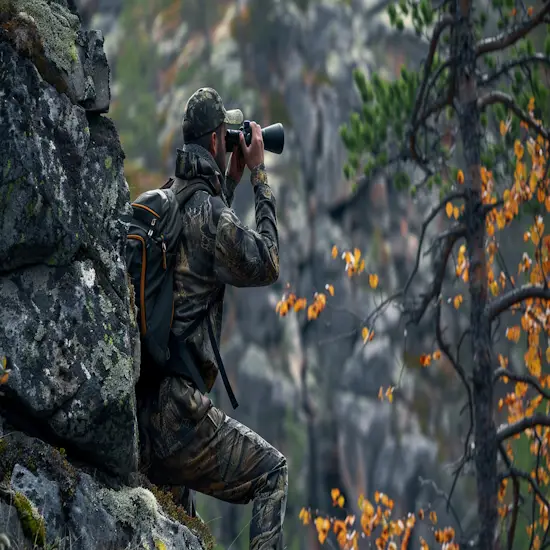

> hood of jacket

[{"left": 173, "top": 143, "right": 230, "bottom": 204}]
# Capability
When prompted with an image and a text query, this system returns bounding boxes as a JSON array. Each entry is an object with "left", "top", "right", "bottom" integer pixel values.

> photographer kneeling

[{"left": 137, "top": 87, "right": 288, "bottom": 550}]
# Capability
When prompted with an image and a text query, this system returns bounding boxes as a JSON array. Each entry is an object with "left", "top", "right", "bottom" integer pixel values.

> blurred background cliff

[{"left": 70, "top": 1, "right": 537, "bottom": 548}]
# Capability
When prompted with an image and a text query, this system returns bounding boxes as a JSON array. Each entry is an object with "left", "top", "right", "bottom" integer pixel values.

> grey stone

[{"left": 0, "top": 37, "right": 138, "bottom": 478}]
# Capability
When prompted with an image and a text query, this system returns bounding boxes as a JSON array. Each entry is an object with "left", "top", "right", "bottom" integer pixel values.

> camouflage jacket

[{"left": 140, "top": 144, "right": 279, "bottom": 461}]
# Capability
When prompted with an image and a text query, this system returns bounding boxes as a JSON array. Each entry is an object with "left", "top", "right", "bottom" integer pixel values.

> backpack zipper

[{"left": 161, "top": 238, "right": 167, "bottom": 270}]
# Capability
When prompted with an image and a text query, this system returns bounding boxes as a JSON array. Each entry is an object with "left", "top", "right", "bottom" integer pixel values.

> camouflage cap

[{"left": 182, "top": 87, "right": 244, "bottom": 141}]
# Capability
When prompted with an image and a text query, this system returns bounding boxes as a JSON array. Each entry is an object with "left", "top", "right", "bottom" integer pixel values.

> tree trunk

[
  {"left": 455, "top": 0, "right": 498, "bottom": 550},
  {"left": 454, "top": 1, "right": 498, "bottom": 548}
]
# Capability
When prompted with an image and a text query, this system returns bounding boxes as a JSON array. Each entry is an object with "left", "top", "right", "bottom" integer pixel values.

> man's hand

[
  {"left": 227, "top": 144, "right": 246, "bottom": 183},
  {"left": 240, "top": 121, "right": 264, "bottom": 173}
]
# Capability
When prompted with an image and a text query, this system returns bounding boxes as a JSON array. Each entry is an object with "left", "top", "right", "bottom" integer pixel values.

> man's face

[{"left": 212, "top": 123, "right": 227, "bottom": 174}]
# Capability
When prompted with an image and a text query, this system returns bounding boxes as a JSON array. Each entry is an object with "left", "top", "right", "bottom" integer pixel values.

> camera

[{"left": 226, "top": 121, "right": 285, "bottom": 155}]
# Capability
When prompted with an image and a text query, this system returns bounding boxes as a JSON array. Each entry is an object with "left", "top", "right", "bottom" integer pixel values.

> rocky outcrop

[
  {"left": 0, "top": 418, "right": 207, "bottom": 550},
  {"left": 0, "top": 2, "right": 210, "bottom": 548}
]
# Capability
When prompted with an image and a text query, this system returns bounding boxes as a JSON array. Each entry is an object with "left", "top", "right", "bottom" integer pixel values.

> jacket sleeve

[{"left": 213, "top": 164, "right": 279, "bottom": 287}]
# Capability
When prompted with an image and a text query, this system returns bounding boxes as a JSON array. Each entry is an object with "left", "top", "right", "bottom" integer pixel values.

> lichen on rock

[{"left": 12, "top": 491, "right": 46, "bottom": 547}]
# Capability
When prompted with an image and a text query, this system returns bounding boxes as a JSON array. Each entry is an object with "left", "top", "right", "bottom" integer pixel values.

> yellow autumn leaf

[
  {"left": 331, "top": 245, "right": 338, "bottom": 259},
  {"left": 337, "top": 495, "right": 345, "bottom": 508},
  {"left": 1, "top": 356, "right": 6, "bottom": 370},
  {"left": 331, "top": 488, "right": 340, "bottom": 501},
  {"left": 453, "top": 295, "right": 463, "bottom": 309},
  {"left": 445, "top": 202, "right": 453, "bottom": 218},
  {"left": 453, "top": 206, "right": 459, "bottom": 219},
  {"left": 369, "top": 273, "right": 379, "bottom": 289},
  {"left": 514, "top": 140, "right": 524, "bottom": 160},
  {"left": 325, "top": 283, "right": 335, "bottom": 296},
  {"left": 457, "top": 169, "right": 464, "bottom": 184}
]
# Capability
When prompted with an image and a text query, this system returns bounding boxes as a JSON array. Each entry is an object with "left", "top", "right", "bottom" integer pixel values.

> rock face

[
  {"left": 0, "top": 0, "right": 138, "bottom": 479},
  {"left": 0, "top": 2, "right": 210, "bottom": 549},
  {"left": 0, "top": 419, "right": 206, "bottom": 550}
]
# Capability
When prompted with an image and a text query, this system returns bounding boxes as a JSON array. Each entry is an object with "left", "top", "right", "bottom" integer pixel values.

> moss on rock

[
  {"left": 0, "top": 432, "right": 78, "bottom": 504},
  {"left": 149, "top": 486, "right": 215, "bottom": 550},
  {"left": 3, "top": 0, "right": 79, "bottom": 73},
  {"left": 13, "top": 490, "right": 47, "bottom": 547}
]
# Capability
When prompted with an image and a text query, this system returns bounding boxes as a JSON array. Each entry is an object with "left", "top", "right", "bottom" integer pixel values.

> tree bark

[{"left": 454, "top": 1, "right": 498, "bottom": 548}]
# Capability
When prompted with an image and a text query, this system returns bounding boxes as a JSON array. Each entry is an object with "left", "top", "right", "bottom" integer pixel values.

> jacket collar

[{"left": 173, "top": 144, "right": 229, "bottom": 203}]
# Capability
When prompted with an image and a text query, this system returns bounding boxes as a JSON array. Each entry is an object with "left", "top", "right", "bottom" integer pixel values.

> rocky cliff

[{"left": 0, "top": 1, "right": 209, "bottom": 548}]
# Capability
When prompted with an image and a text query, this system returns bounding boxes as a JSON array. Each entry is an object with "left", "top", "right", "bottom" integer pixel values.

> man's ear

[{"left": 210, "top": 131, "right": 218, "bottom": 156}]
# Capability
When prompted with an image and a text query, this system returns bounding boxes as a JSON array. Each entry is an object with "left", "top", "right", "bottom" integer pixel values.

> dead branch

[
  {"left": 406, "top": 226, "right": 465, "bottom": 324},
  {"left": 435, "top": 300, "right": 474, "bottom": 516},
  {"left": 487, "top": 284, "right": 550, "bottom": 321},
  {"left": 476, "top": 3, "right": 550, "bottom": 56},
  {"left": 404, "top": 192, "right": 466, "bottom": 297},
  {"left": 410, "top": 14, "right": 455, "bottom": 127},
  {"left": 477, "top": 91, "right": 550, "bottom": 141}
]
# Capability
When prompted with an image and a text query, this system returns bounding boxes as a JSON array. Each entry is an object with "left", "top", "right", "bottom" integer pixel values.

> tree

[{"left": 276, "top": 0, "right": 550, "bottom": 548}]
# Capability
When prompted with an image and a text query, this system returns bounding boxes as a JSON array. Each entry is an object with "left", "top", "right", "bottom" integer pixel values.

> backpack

[{"left": 126, "top": 176, "right": 239, "bottom": 409}]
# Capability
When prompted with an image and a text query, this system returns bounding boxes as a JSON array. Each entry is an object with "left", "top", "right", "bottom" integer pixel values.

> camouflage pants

[{"left": 148, "top": 405, "right": 288, "bottom": 550}]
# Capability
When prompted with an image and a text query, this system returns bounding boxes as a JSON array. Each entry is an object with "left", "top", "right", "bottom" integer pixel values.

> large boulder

[{"left": 0, "top": 0, "right": 138, "bottom": 478}]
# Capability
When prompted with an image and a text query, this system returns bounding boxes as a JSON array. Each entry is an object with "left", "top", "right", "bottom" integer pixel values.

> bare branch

[
  {"left": 476, "top": 3, "right": 550, "bottom": 56},
  {"left": 408, "top": 14, "right": 455, "bottom": 164},
  {"left": 507, "top": 473, "right": 520, "bottom": 550},
  {"left": 487, "top": 284, "right": 550, "bottom": 321},
  {"left": 477, "top": 90, "right": 550, "bottom": 141},
  {"left": 406, "top": 225, "right": 465, "bottom": 324},
  {"left": 404, "top": 192, "right": 466, "bottom": 297},
  {"left": 500, "top": 466, "right": 550, "bottom": 516},
  {"left": 410, "top": 14, "right": 454, "bottom": 126},
  {"left": 498, "top": 413, "right": 550, "bottom": 442},
  {"left": 494, "top": 368, "right": 550, "bottom": 401},
  {"left": 435, "top": 301, "right": 473, "bottom": 515},
  {"left": 479, "top": 54, "right": 550, "bottom": 87}
]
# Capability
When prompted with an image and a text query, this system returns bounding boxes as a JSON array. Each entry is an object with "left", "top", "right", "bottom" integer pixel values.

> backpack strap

[
  {"left": 167, "top": 177, "right": 239, "bottom": 409},
  {"left": 172, "top": 176, "right": 213, "bottom": 210}
]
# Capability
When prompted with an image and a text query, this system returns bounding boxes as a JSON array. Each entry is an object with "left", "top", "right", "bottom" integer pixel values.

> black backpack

[{"left": 126, "top": 177, "right": 238, "bottom": 409}]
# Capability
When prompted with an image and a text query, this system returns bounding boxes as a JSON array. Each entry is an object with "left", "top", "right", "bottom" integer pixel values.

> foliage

[{"left": 275, "top": 0, "right": 550, "bottom": 548}]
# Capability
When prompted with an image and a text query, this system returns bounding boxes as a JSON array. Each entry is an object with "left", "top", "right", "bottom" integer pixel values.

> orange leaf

[
  {"left": 453, "top": 295, "right": 463, "bottom": 309},
  {"left": 369, "top": 274, "right": 379, "bottom": 289},
  {"left": 445, "top": 202, "right": 453, "bottom": 218},
  {"left": 325, "top": 284, "right": 335, "bottom": 297},
  {"left": 0, "top": 373, "right": 8, "bottom": 385},
  {"left": 457, "top": 170, "right": 464, "bottom": 184},
  {"left": 432, "top": 350, "right": 441, "bottom": 360},
  {"left": 420, "top": 354, "right": 432, "bottom": 367},
  {"left": 331, "top": 245, "right": 338, "bottom": 259}
]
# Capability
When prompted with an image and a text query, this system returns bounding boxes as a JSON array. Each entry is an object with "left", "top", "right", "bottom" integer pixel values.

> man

[{"left": 137, "top": 87, "right": 288, "bottom": 550}]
